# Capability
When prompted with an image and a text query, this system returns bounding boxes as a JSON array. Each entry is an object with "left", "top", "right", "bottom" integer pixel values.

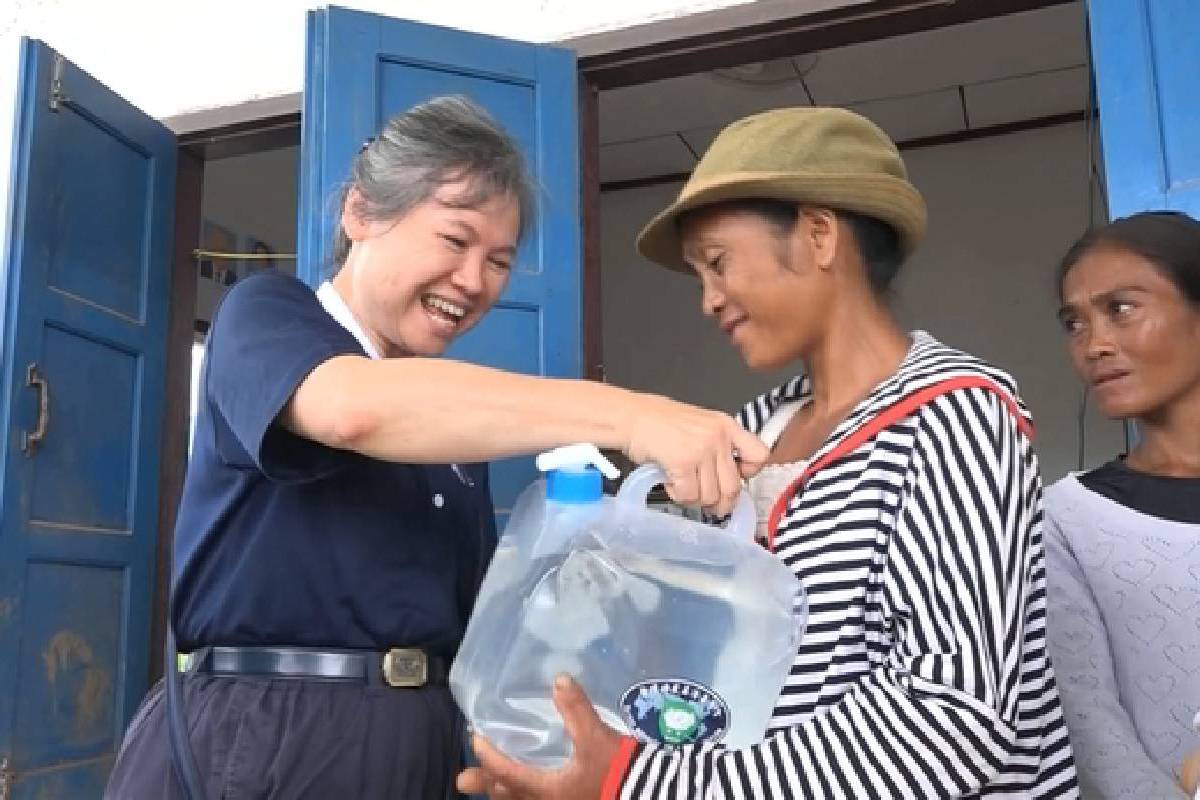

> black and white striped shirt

[{"left": 613, "top": 333, "right": 1079, "bottom": 799}]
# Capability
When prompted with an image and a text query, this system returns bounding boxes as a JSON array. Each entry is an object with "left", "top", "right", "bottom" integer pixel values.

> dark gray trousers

[{"left": 104, "top": 675, "right": 465, "bottom": 799}]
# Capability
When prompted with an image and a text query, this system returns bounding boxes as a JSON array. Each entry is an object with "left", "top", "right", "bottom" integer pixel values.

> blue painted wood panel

[
  {"left": 1088, "top": 0, "right": 1200, "bottom": 217},
  {"left": 0, "top": 39, "right": 174, "bottom": 796}
]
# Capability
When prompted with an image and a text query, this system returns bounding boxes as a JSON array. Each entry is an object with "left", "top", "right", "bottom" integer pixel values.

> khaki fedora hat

[{"left": 636, "top": 107, "right": 927, "bottom": 272}]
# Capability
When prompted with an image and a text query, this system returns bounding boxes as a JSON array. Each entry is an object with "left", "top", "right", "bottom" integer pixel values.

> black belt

[{"left": 183, "top": 646, "right": 449, "bottom": 687}]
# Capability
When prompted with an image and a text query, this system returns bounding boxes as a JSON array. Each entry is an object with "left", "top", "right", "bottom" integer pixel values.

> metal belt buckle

[{"left": 382, "top": 648, "right": 427, "bottom": 688}]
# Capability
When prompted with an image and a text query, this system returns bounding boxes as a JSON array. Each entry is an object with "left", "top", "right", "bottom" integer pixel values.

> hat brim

[{"left": 635, "top": 170, "right": 927, "bottom": 273}]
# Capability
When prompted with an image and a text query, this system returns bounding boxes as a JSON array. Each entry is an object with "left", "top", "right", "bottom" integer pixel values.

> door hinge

[
  {"left": 0, "top": 756, "right": 14, "bottom": 800},
  {"left": 48, "top": 54, "right": 68, "bottom": 112}
]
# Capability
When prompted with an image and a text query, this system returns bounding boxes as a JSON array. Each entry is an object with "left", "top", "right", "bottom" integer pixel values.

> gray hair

[{"left": 332, "top": 95, "right": 536, "bottom": 268}]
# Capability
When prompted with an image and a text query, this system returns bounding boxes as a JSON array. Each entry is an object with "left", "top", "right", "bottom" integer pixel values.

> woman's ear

[
  {"left": 341, "top": 187, "right": 372, "bottom": 243},
  {"left": 799, "top": 207, "right": 839, "bottom": 271}
]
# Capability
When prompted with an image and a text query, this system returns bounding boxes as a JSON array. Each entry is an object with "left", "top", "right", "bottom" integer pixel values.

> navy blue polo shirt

[{"left": 172, "top": 272, "right": 497, "bottom": 658}]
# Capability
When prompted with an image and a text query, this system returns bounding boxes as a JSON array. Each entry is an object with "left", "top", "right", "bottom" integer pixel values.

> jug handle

[{"left": 616, "top": 464, "right": 757, "bottom": 542}]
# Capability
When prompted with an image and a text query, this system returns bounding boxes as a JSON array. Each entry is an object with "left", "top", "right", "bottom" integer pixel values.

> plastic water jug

[{"left": 450, "top": 444, "right": 805, "bottom": 767}]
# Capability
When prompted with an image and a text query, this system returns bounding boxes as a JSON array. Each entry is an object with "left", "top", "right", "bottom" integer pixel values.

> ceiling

[{"left": 598, "top": 1, "right": 1088, "bottom": 186}]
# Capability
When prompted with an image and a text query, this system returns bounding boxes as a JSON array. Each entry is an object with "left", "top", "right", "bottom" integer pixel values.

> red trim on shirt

[
  {"left": 765, "top": 376, "right": 1034, "bottom": 552},
  {"left": 601, "top": 736, "right": 639, "bottom": 800}
]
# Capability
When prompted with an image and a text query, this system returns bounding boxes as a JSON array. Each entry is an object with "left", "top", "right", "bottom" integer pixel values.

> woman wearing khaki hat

[{"left": 460, "top": 107, "right": 1080, "bottom": 799}]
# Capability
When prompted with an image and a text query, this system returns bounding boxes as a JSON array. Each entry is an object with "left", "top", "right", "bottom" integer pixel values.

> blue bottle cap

[{"left": 546, "top": 467, "right": 603, "bottom": 503}]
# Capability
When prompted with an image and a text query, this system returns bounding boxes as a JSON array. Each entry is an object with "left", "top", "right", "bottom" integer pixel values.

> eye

[
  {"left": 1060, "top": 315, "right": 1083, "bottom": 335},
  {"left": 706, "top": 253, "right": 725, "bottom": 276},
  {"left": 442, "top": 234, "right": 467, "bottom": 252},
  {"left": 1108, "top": 299, "right": 1136, "bottom": 319},
  {"left": 488, "top": 257, "right": 512, "bottom": 273}
]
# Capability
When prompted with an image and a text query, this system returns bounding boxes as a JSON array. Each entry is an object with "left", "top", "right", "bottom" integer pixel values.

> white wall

[
  {"left": 195, "top": 146, "right": 300, "bottom": 324},
  {"left": 201, "top": 146, "right": 299, "bottom": 258},
  {"left": 0, "top": 0, "right": 762, "bottom": 124},
  {"left": 600, "top": 121, "right": 1124, "bottom": 482}
]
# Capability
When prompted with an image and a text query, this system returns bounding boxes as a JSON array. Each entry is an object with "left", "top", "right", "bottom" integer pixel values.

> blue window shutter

[
  {"left": 1088, "top": 0, "right": 1200, "bottom": 217},
  {"left": 0, "top": 38, "right": 175, "bottom": 795}
]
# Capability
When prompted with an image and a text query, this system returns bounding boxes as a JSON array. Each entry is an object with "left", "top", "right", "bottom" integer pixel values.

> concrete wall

[
  {"left": 600, "top": 121, "right": 1124, "bottom": 482},
  {"left": 1, "top": 0, "right": 798, "bottom": 121},
  {"left": 201, "top": 146, "right": 300, "bottom": 258}
]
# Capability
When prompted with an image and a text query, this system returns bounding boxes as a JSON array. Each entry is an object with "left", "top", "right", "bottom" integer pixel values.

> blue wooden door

[
  {"left": 298, "top": 7, "right": 582, "bottom": 520},
  {"left": 0, "top": 40, "right": 175, "bottom": 797},
  {"left": 1088, "top": 0, "right": 1200, "bottom": 218}
]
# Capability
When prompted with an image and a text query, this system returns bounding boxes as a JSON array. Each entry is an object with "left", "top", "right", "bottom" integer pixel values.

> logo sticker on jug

[{"left": 619, "top": 679, "right": 730, "bottom": 746}]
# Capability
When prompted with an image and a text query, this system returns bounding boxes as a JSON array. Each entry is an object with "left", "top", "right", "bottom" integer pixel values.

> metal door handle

[{"left": 22, "top": 363, "right": 49, "bottom": 455}]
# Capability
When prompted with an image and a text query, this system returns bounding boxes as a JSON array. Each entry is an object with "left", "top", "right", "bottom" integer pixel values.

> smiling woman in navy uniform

[{"left": 102, "top": 96, "right": 768, "bottom": 800}]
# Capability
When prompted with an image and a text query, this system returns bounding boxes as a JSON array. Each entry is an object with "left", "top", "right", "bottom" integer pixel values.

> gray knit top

[{"left": 1045, "top": 474, "right": 1200, "bottom": 799}]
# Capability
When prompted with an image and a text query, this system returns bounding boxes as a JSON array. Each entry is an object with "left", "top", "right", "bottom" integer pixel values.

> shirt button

[{"left": 433, "top": 494, "right": 445, "bottom": 509}]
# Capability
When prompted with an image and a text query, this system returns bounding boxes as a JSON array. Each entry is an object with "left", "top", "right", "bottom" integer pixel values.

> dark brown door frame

[
  {"left": 150, "top": 125, "right": 299, "bottom": 680},
  {"left": 151, "top": 0, "right": 1074, "bottom": 676},
  {"left": 150, "top": 149, "right": 203, "bottom": 681},
  {"left": 578, "top": 77, "right": 605, "bottom": 382},
  {"left": 577, "top": 0, "right": 1077, "bottom": 90}
]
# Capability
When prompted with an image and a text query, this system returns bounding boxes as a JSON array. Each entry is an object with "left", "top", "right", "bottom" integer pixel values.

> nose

[
  {"left": 451, "top": 255, "right": 486, "bottom": 298},
  {"left": 700, "top": 276, "right": 725, "bottom": 317},
  {"left": 1083, "top": 321, "right": 1117, "bottom": 362}
]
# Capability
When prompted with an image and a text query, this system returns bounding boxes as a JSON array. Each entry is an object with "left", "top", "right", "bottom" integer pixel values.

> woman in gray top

[{"left": 1048, "top": 210, "right": 1200, "bottom": 800}]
